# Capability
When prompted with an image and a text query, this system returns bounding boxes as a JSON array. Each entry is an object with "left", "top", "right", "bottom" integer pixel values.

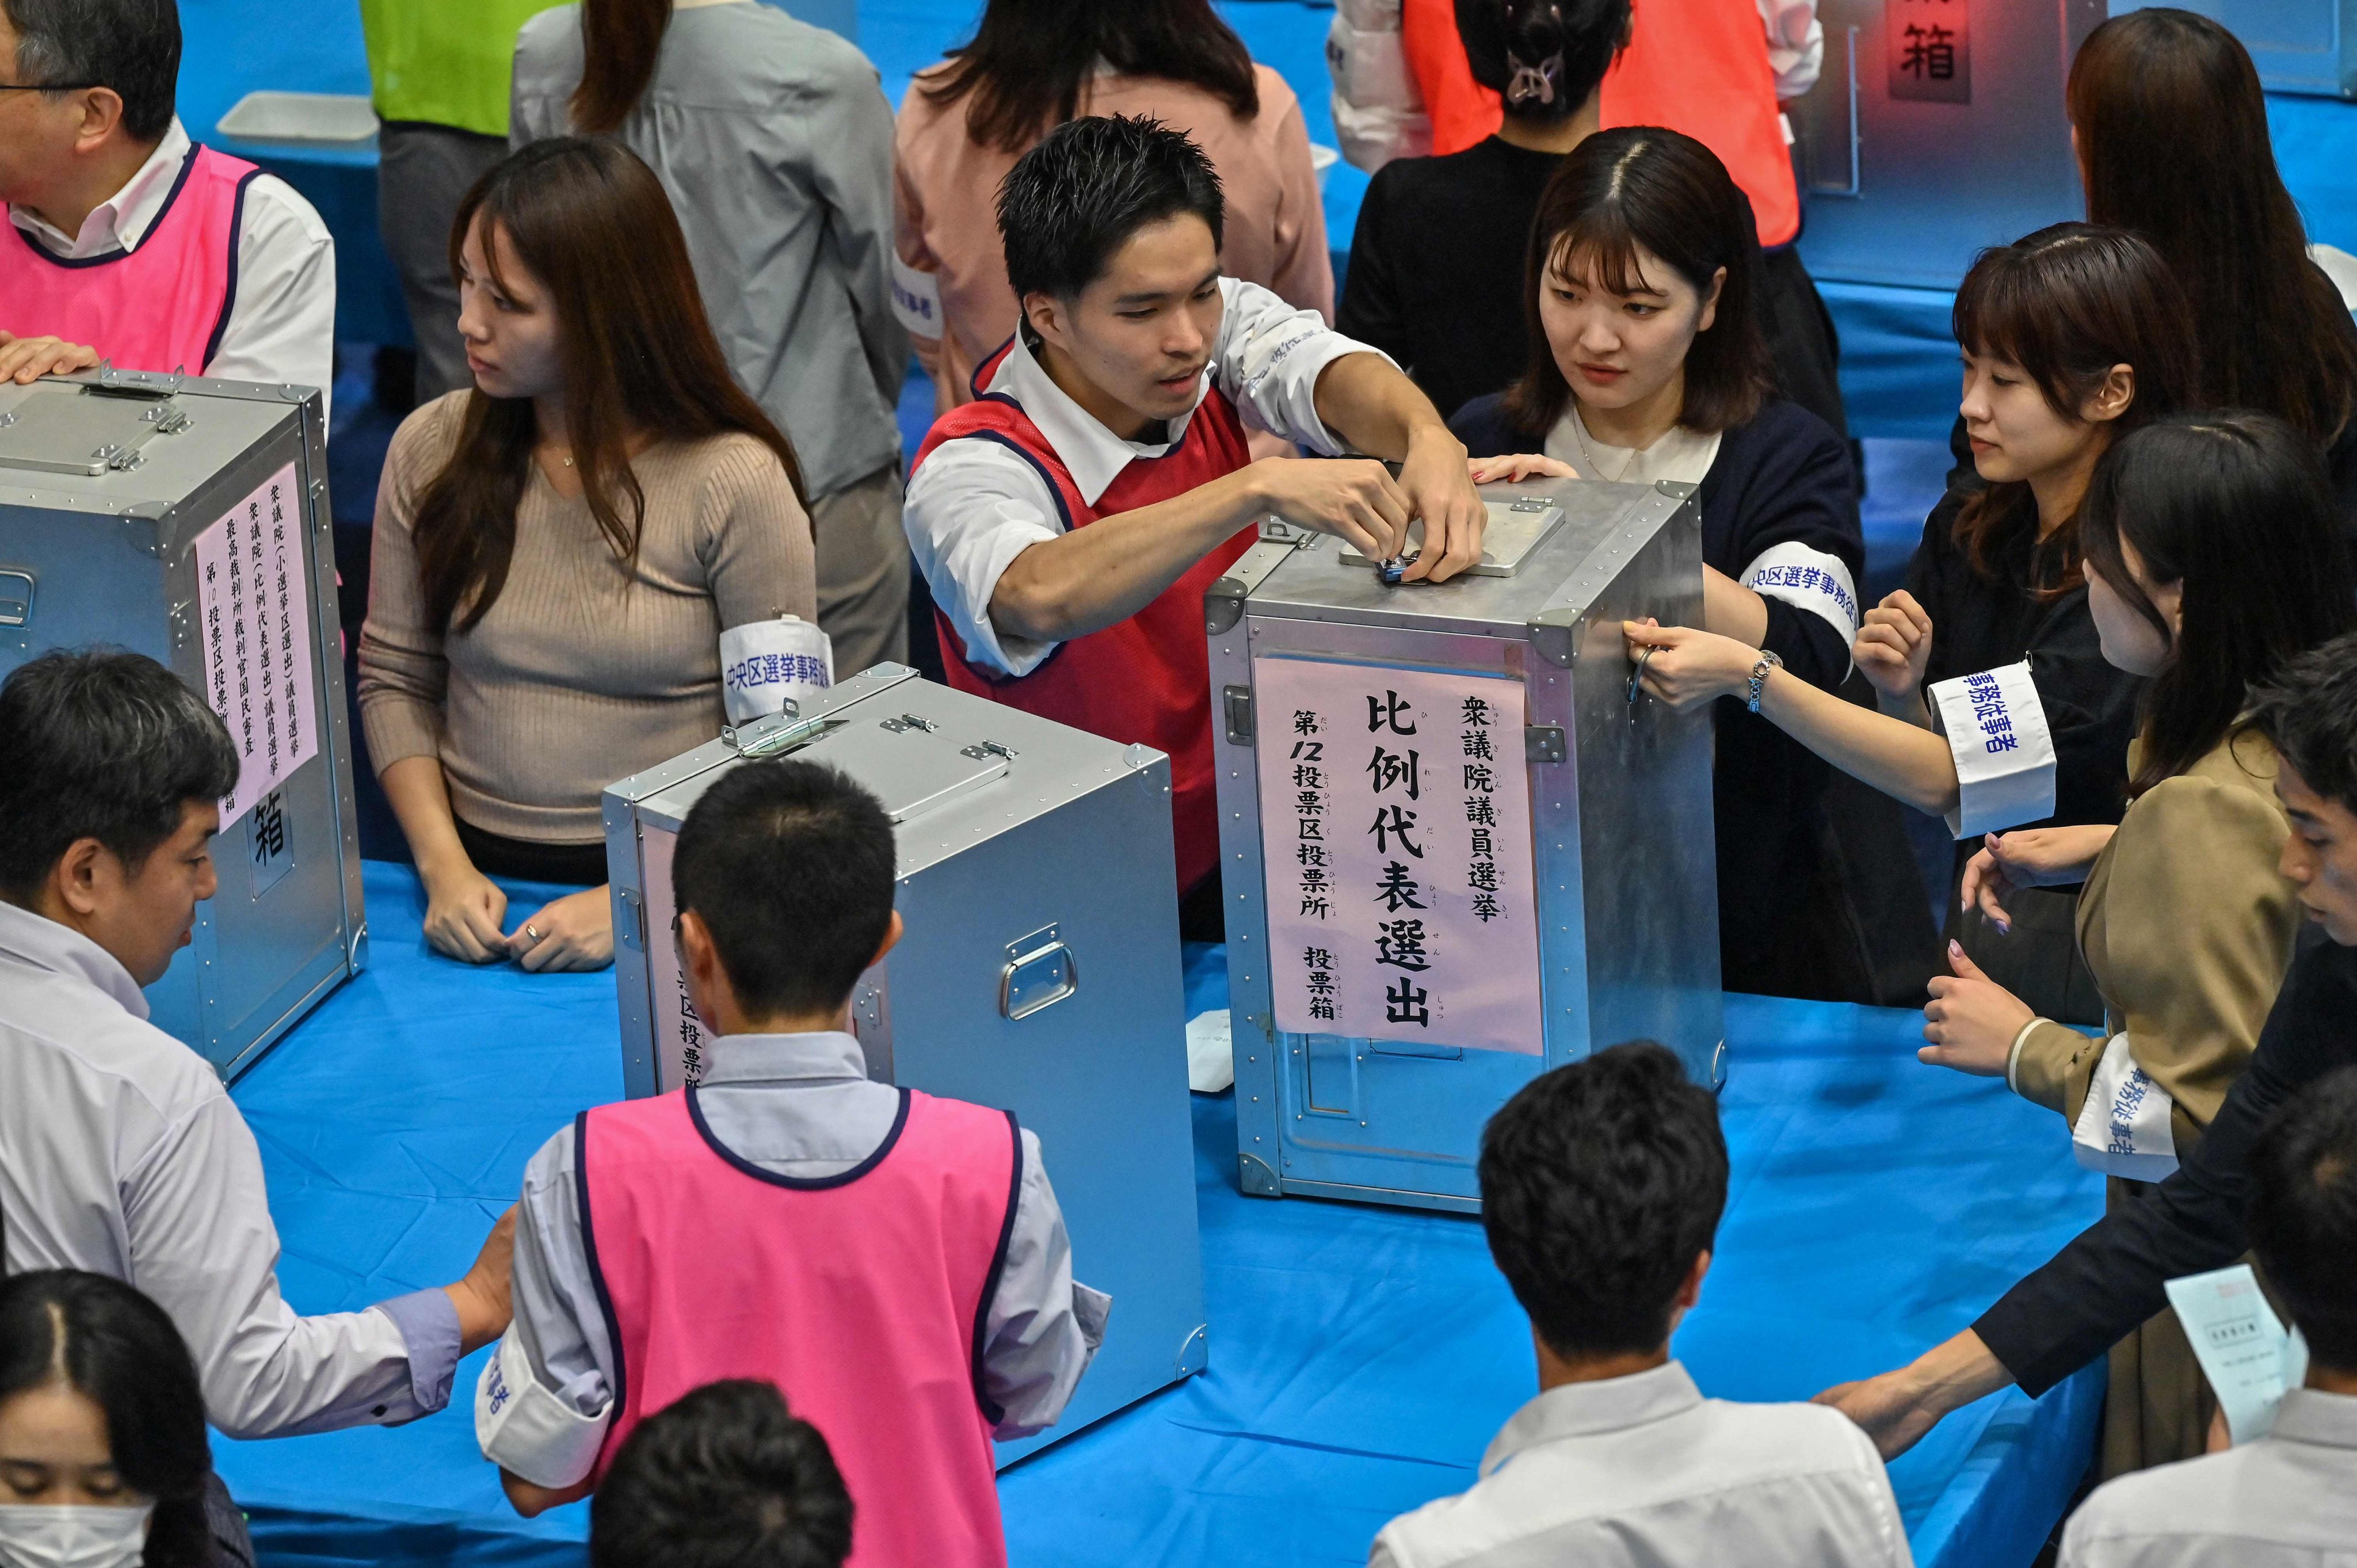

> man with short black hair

[
  {"left": 2056, "top": 1067, "right": 2357, "bottom": 1565},
  {"left": 590, "top": 1380, "right": 853, "bottom": 1568},
  {"left": 1824, "top": 631, "right": 2357, "bottom": 1462},
  {"left": 1371, "top": 1042, "right": 1909, "bottom": 1567},
  {"left": 903, "top": 113, "right": 1486, "bottom": 933},
  {"left": 0, "top": 0, "right": 335, "bottom": 397},
  {"left": 0, "top": 648, "right": 513, "bottom": 1438},
  {"left": 479, "top": 758, "right": 1105, "bottom": 1568}
]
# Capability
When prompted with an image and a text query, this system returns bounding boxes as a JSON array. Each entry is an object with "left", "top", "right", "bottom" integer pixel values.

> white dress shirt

[
  {"left": 482, "top": 1029, "right": 1109, "bottom": 1487},
  {"left": 7, "top": 118, "right": 335, "bottom": 414},
  {"left": 2059, "top": 1387, "right": 2357, "bottom": 1567},
  {"left": 901, "top": 276, "right": 1389, "bottom": 678},
  {"left": 1370, "top": 1361, "right": 1913, "bottom": 1568},
  {"left": 0, "top": 900, "right": 458, "bottom": 1439}
]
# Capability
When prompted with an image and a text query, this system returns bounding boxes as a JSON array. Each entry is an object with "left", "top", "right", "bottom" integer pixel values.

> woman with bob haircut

[
  {"left": 2066, "top": 9, "right": 2357, "bottom": 518},
  {"left": 1629, "top": 223, "right": 2199, "bottom": 1021},
  {"left": 0, "top": 1270, "right": 244, "bottom": 1568},
  {"left": 1914, "top": 411, "right": 2355, "bottom": 1474},
  {"left": 1452, "top": 126, "right": 1866, "bottom": 999},
  {"left": 359, "top": 137, "right": 817, "bottom": 974},
  {"left": 894, "top": 0, "right": 1332, "bottom": 417}
]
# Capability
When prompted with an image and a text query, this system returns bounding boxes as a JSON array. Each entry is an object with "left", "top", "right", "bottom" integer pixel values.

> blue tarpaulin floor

[{"left": 213, "top": 863, "right": 2104, "bottom": 1567}]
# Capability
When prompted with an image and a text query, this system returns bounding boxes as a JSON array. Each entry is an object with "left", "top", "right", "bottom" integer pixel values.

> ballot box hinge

[
  {"left": 1524, "top": 726, "right": 1566, "bottom": 764},
  {"left": 1222, "top": 685, "right": 1254, "bottom": 745},
  {"left": 616, "top": 887, "right": 646, "bottom": 953}
]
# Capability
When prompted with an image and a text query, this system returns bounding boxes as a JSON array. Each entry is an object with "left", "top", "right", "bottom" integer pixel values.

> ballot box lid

[
  {"left": 0, "top": 374, "right": 315, "bottom": 533},
  {"left": 1213, "top": 476, "right": 1695, "bottom": 657}
]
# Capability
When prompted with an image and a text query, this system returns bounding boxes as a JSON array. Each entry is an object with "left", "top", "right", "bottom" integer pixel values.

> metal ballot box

[
  {"left": 0, "top": 371, "right": 364, "bottom": 1080},
  {"left": 1209, "top": 478, "right": 1725, "bottom": 1213},
  {"left": 602, "top": 665, "right": 1208, "bottom": 1463}
]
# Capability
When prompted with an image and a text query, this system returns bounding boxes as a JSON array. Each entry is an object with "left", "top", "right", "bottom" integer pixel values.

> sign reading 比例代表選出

[{"left": 1254, "top": 657, "right": 1544, "bottom": 1055}]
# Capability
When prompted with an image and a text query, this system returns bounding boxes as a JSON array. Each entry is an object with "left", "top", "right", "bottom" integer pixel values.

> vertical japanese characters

[
  {"left": 1365, "top": 688, "right": 1431, "bottom": 1028},
  {"left": 194, "top": 464, "right": 317, "bottom": 824}
]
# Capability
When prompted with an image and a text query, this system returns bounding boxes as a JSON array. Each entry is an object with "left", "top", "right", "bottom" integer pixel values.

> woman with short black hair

[
  {"left": 1452, "top": 127, "right": 1865, "bottom": 999},
  {"left": 0, "top": 1270, "right": 246, "bottom": 1568}
]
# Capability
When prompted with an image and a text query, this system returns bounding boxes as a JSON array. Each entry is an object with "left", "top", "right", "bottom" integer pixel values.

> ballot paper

[
  {"left": 1185, "top": 1009, "right": 1234, "bottom": 1094},
  {"left": 2167, "top": 1264, "right": 2312, "bottom": 1444}
]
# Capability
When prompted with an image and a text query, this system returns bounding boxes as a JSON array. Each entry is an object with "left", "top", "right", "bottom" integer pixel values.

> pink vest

[
  {"left": 0, "top": 144, "right": 260, "bottom": 375},
  {"left": 579, "top": 1088, "right": 1021, "bottom": 1568}
]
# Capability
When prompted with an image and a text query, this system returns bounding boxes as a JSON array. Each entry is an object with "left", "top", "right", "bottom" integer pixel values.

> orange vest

[{"left": 1401, "top": 0, "right": 1802, "bottom": 247}]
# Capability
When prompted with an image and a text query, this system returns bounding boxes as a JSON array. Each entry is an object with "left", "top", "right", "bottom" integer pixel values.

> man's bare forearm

[
  {"left": 1312, "top": 350, "right": 1451, "bottom": 457},
  {"left": 987, "top": 467, "right": 1265, "bottom": 644}
]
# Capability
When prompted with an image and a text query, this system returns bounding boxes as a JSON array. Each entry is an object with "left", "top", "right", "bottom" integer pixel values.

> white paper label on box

[
  {"left": 639, "top": 827, "right": 712, "bottom": 1093},
  {"left": 193, "top": 462, "right": 318, "bottom": 826},
  {"left": 1254, "top": 658, "right": 1544, "bottom": 1054},
  {"left": 2167, "top": 1264, "right": 2310, "bottom": 1444}
]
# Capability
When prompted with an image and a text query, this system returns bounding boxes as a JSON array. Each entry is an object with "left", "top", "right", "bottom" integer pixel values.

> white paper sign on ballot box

[
  {"left": 193, "top": 462, "right": 319, "bottom": 825},
  {"left": 1254, "top": 657, "right": 1545, "bottom": 1054}
]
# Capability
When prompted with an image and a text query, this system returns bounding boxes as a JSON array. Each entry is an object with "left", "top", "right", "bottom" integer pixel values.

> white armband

[
  {"left": 719, "top": 616, "right": 834, "bottom": 726},
  {"left": 891, "top": 254, "right": 944, "bottom": 339},
  {"left": 2070, "top": 1033, "right": 2179, "bottom": 1182},
  {"left": 1927, "top": 661, "right": 2056, "bottom": 840},
  {"left": 475, "top": 1330, "right": 611, "bottom": 1490},
  {"left": 1740, "top": 542, "right": 1860, "bottom": 661}
]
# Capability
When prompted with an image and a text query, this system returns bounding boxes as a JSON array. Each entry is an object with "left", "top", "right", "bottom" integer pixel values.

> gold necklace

[{"left": 1569, "top": 411, "right": 1643, "bottom": 484}]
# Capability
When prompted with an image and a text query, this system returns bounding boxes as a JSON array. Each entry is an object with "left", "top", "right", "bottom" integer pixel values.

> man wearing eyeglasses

[{"left": 0, "top": 0, "right": 334, "bottom": 406}]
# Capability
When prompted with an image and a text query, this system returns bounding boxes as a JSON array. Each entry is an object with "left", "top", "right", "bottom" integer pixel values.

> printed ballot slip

[{"left": 2165, "top": 1263, "right": 2310, "bottom": 1444}]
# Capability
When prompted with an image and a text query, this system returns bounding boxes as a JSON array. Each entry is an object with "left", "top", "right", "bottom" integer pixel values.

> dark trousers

[{"left": 377, "top": 121, "right": 511, "bottom": 402}]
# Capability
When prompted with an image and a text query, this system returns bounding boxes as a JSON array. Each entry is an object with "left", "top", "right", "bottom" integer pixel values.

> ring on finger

[{"left": 524, "top": 924, "right": 542, "bottom": 944}]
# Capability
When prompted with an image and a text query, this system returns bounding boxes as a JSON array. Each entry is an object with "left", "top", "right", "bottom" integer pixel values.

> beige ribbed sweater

[{"left": 358, "top": 392, "right": 817, "bottom": 842}]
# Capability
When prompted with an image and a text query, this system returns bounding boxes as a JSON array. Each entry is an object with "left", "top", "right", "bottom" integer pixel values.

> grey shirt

[
  {"left": 511, "top": 1, "right": 907, "bottom": 501},
  {"left": 496, "top": 1030, "right": 1108, "bottom": 1471},
  {"left": 2059, "top": 1387, "right": 2357, "bottom": 1566}
]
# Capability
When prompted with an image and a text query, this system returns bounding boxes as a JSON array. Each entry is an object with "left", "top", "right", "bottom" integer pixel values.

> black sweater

[
  {"left": 1978, "top": 930, "right": 2357, "bottom": 1395},
  {"left": 1451, "top": 393, "right": 1863, "bottom": 994}
]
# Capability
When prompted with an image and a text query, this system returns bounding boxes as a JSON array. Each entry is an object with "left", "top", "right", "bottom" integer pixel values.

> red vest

[
  {"left": 580, "top": 1089, "right": 1020, "bottom": 1568},
  {"left": 913, "top": 341, "right": 1256, "bottom": 893},
  {"left": 0, "top": 144, "right": 260, "bottom": 375}
]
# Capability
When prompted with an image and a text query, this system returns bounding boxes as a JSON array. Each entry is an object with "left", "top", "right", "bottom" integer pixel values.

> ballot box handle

[{"left": 1000, "top": 924, "right": 1078, "bottom": 1021}]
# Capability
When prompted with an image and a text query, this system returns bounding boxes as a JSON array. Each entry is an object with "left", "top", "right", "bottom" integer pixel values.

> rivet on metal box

[
  {"left": 1207, "top": 477, "right": 1726, "bottom": 1214},
  {"left": 601, "top": 665, "right": 1210, "bottom": 1463},
  {"left": 0, "top": 369, "right": 365, "bottom": 1080}
]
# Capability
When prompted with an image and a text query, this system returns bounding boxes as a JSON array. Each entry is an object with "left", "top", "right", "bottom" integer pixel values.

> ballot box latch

[{"left": 1000, "top": 924, "right": 1078, "bottom": 1021}]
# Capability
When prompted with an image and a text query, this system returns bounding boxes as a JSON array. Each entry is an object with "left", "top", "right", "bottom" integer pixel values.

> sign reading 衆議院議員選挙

[{"left": 1254, "top": 657, "right": 1544, "bottom": 1055}]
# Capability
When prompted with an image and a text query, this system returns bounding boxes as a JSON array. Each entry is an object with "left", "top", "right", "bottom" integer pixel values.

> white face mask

[{"left": 0, "top": 1504, "right": 154, "bottom": 1568}]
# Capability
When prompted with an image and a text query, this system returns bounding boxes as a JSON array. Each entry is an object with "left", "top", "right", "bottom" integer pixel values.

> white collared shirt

[
  {"left": 2059, "top": 1387, "right": 2357, "bottom": 1566},
  {"left": 0, "top": 899, "right": 457, "bottom": 1439},
  {"left": 7, "top": 118, "right": 335, "bottom": 413},
  {"left": 1370, "top": 1361, "right": 1912, "bottom": 1567},
  {"left": 901, "top": 276, "right": 1389, "bottom": 677}
]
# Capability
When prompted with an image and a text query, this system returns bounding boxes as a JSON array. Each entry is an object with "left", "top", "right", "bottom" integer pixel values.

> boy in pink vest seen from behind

[{"left": 475, "top": 758, "right": 1108, "bottom": 1567}]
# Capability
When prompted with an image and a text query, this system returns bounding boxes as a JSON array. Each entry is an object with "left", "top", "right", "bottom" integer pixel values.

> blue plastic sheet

[{"left": 215, "top": 862, "right": 2102, "bottom": 1566}]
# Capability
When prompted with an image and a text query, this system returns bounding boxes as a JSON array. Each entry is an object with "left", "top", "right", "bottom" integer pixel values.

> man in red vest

[
  {"left": 903, "top": 114, "right": 1486, "bottom": 934},
  {"left": 0, "top": 0, "right": 334, "bottom": 398}
]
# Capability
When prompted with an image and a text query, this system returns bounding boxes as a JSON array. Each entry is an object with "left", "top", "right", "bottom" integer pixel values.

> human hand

[
  {"left": 419, "top": 855, "right": 510, "bottom": 963},
  {"left": 1855, "top": 589, "right": 1934, "bottom": 705},
  {"left": 1252, "top": 455, "right": 1410, "bottom": 563},
  {"left": 506, "top": 886, "right": 614, "bottom": 972},
  {"left": 1920, "top": 940, "right": 2034, "bottom": 1075},
  {"left": 1622, "top": 619, "right": 1760, "bottom": 712},
  {"left": 1394, "top": 424, "right": 1486, "bottom": 582},
  {"left": 1813, "top": 1329, "right": 2009, "bottom": 1460},
  {"left": 0, "top": 331, "right": 100, "bottom": 384},
  {"left": 1467, "top": 452, "right": 1577, "bottom": 484},
  {"left": 445, "top": 1205, "right": 517, "bottom": 1355},
  {"left": 1959, "top": 824, "right": 2116, "bottom": 932}
]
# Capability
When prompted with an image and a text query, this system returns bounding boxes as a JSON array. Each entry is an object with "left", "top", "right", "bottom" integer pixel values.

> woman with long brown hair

[
  {"left": 2066, "top": 8, "right": 2357, "bottom": 516},
  {"left": 358, "top": 138, "right": 816, "bottom": 973},
  {"left": 894, "top": 0, "right": 1333, "bottom": 416},
  {"left": 509, "top": 0, "right": 911, "bottom": 675},
  {"left": 1627, "top": 224, "right": 2198, "bottom": 1020}
]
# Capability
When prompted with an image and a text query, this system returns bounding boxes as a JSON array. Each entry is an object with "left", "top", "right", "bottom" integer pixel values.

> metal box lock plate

[
  {"left": 999, "top": 922, "right": 1078, "bottom": 1021},
  {"left": 1338, "top": 498, "right": 1567, "bottom": 577},
  {"left": 0, "top": 387, "right": 192, "bottom": 476},
  {"left": 798, "top": 717, "right": 1007, "bottom": 822}
]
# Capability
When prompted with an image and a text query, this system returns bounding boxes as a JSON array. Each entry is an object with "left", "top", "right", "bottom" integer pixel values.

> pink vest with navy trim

[
  {"left": 579, "top": 1086, "right": 1020, "bottom": 1568},
  {"left": 0, "top": 144, "right": 259, "bottom": 376},
  {"left": 913, "top": 339, "right": 1256, "bottom": 894}
]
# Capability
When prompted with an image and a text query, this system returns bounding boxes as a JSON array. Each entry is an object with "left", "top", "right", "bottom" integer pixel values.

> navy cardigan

[{"left": 1451, "top": 393, "right": 1864, "bottom": 995}]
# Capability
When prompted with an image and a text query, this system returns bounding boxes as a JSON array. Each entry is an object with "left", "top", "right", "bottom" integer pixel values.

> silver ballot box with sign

[
  {"left": 601, "top": 665, "right": 1208, "bottom": 1462},
  {"left": 0, "top": 371, "right": 364, "bottom": 1080},
  {"left": 1208, "top": 478, "right": 1725, "bottom": 1212}
]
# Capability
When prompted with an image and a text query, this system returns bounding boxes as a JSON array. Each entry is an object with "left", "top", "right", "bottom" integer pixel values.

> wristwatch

[{"left": 1746, "top": 649, "right": 1784, "bottom": 714}]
